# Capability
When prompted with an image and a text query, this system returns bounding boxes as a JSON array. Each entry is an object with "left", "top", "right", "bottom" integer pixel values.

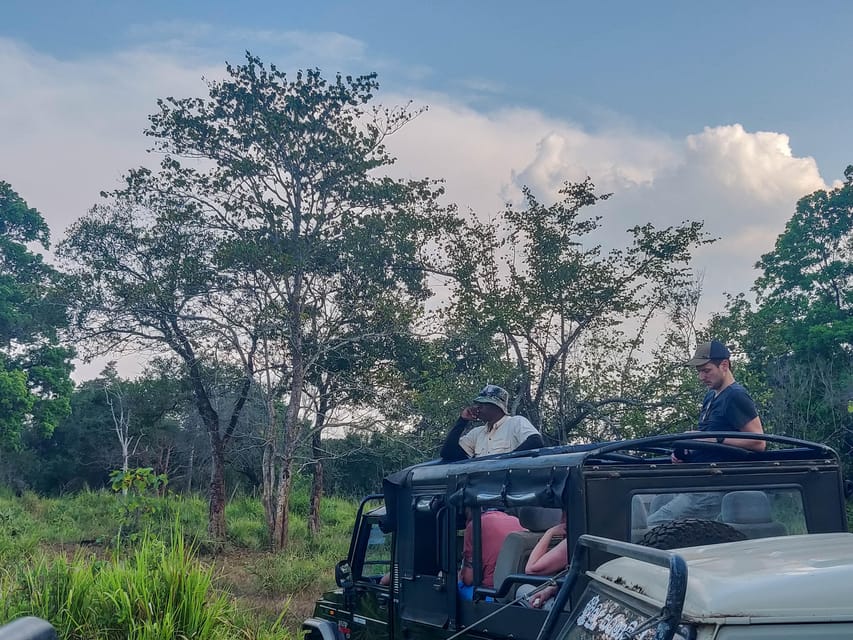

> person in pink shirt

[{"left": 458, "top": 509, "right": 525, "bottom": 596}]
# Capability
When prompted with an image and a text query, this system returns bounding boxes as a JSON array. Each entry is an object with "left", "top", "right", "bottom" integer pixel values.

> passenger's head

[
  {"left": 473, "top": 384, "right": 509, "bottom": 422},
  {"left": 686, "top": 340, "right": 733, "bottom": 390}
]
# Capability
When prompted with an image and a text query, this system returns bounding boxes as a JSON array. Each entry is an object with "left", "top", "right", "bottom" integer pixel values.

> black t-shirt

[
  {"left": 686, "top": 383, "right": 758, "bottom": 462},
  {"left": 698, "top": 383, "right": 758, "bottom": 432}
]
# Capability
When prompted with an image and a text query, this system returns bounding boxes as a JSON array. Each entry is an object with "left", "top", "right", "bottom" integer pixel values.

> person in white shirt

[{"left": 440, "top": 385, "right": 543, "bottom": 461}]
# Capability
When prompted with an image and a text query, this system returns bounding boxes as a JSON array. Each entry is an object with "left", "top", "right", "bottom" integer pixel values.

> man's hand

[{"left": 461, "top": 405, "right": 480, "bottom": 420}]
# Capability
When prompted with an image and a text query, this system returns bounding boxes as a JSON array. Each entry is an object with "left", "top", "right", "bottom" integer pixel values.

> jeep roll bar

[
  {"left": 536, "top": 535, "right": 688, "bottom": 640},
  {"left": 585, "top": 431, "right": 840, "bottom": 460}
]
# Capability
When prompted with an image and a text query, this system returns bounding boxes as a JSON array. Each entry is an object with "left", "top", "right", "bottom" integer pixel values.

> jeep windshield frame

[{"left": 541, "top": 535, "right": 689, "bottom": 640}]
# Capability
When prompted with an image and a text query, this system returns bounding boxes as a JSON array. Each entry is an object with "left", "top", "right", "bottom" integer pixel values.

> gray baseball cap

[{"left": 686, "top": 340, "right": 731, "bottom": 366}]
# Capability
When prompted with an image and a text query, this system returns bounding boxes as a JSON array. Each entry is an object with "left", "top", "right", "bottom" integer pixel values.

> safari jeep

[
  {"left": 303, "top": 433, "right": 850, "bottom": 640},
  {"left": 552, "top": 532, "right": 853, "bottom": 640}
]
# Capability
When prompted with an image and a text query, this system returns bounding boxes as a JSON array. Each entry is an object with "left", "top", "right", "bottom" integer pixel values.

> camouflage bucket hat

[{"left": 473, "top": 384, "right": 509, "bottom": 414}]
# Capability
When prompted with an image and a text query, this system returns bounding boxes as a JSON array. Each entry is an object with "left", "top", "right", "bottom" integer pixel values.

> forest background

[{"left": 0, "top": 53, "right": 851, "bottom": 637}]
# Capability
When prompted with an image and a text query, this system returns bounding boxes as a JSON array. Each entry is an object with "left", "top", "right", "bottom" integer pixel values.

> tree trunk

[
  {"left": 186, "top": 436, "right": 195, "bottom": 494},
  {"left": 208, "top": 441, "right": 227, "bottom": 544},
  {"left": 308, "top": 429, "right": 323, "bottom": 536},
  {"left": 273, "top": 448, "right": 295, "bottom": 549},
  {"left": 261, "top": 405, "right": 276, "bottom": 542},
  {"left": 273, "top": 347, "right": 304, "bottom": 549}
]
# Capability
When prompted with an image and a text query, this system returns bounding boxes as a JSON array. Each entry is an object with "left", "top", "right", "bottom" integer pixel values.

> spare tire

[{"left": 640, "top": 518, "right": 746, "bottom": 550}]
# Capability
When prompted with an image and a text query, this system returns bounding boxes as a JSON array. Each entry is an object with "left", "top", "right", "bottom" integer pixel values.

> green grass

[
  {"left": 1, "top": 530, "right": 236, "bottom": 640},
  {"left": 0, "top": 487, "right": 358, "bottom": 639}
]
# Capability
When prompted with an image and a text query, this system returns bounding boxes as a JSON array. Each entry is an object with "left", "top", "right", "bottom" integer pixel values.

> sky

[{"left": 2, "top": 0, "right": 852, "bottom": 379}]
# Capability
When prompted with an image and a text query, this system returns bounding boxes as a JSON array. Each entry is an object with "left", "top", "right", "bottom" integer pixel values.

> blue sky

[
  {"left": 5, "top": 0, "right": 852, "bottom": 172},
  {"left": 2, "top": 1, "right": 852, "bottom": 377}
]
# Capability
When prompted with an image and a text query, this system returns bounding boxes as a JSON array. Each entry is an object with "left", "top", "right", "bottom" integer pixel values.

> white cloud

[
  {"left": 0, "top": 33, "right": 831, "bottom": 378},
  {"left": 383, "top": 103, "right": 828, "bottom": 319},
  {"left": 685, "top": 124, "right": 825, "bottom": 205}
]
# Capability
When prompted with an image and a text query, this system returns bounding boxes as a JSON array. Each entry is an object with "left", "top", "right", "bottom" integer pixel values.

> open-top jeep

[{"left": 303, "top": 433, "right": 850, "bottom": 640}]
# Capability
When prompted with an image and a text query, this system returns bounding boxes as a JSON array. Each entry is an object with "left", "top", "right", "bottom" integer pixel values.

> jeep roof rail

[
  {"left": 537, "top": 535, "right": 689, "bottom": 640},
  {"left": 585, "top": 431, "right": 839, "bottom": 460}
]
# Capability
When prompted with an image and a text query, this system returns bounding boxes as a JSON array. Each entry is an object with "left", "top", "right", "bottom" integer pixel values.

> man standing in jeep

[
  {"left": 440, "top": 384, "right": 543, "bottom": 461},
  {"left": 680, "top": 339, "right": 765, "bottom": 461},
  {"left": 648, "top": 340, "right": 765, "bottom": 525}
]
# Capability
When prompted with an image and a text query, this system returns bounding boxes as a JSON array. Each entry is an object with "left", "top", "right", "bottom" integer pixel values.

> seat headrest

[
  {"left": 721, "top": 491, "right": 772, "bottom": 524},
  {"left": 515, "top": 506, "right": 563, "bottom": 532}
]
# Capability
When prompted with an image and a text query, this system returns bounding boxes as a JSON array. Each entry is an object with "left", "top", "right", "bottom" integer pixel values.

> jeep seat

[
  {"left": 491, "top": 507, "right": 562, "bottom": 602},
  {"left": 630, "top": 496, "right": 649, "bottom": 543},
  {"left": 721, "top": 490, "right": 787, "bottom": 539}
]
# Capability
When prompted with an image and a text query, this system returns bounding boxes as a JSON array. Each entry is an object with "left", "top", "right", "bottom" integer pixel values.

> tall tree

[
  {"left": 753, "top": 165, "right": 852, "bottom": 357},
  {"left": 712, "top": 166, "right": 853, "bottom": 462},
  {"left": 63, "top": 56, "right": 454, "bottom": 548},
  {"left": 0, "top": 181, "right": 73, "bottom": 449},
  {"left": 440, "top": 179, "right": 712, "bottom": 443},
  {"left": 59, "top": 197, "right": 258, "bottom": 543}
]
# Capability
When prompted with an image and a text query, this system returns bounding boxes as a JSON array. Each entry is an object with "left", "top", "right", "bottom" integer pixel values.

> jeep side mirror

[
  {"left": 844, "top": 479, "right": 853, "bottom": 500},
  {"left": 335, "top": 560, "right": 354, "bottom": 589}
]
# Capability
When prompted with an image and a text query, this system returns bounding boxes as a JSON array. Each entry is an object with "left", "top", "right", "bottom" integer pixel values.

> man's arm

[
  {"left": 514, "top": 433, "right": 544, "bottom": 452},
  {"left": 716, "top": 416, "right": 765, "bottom": 451},
  {"left": 510, "top": 417, "right": 543, "bottom": 452},
  {"left": 716, "top": 391, "right": 765, "bottom": 451},
  {"left": 440, "top": 417, "right": 471, "bottom": 461}
]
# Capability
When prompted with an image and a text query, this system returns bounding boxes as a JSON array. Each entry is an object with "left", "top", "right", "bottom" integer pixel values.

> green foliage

[
  {"left": 436, "top": 179, "right": 712, "bottom": 443},
  {"left": 109, "top": 468, "right": 168, "bottom": 495},
  {"left": 0, "top": 487, "right": 346, "bottom": 638},
  {"left": 0, "top": 181, "right": 74, "bottom": 448},
  {"left": 108, "top": 468, "right": 171, "bottom": 542},
  {"left": 709, "top": 165, "right": 853, "bottom": 470}
]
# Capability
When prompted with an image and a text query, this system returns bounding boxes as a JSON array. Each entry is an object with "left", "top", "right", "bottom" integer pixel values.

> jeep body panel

[
  {"left": 556, "top": 534, "right": 853, "bottom": 640},
  {"left": 594, "top": 533, "right": 853, "bottom": 622}
]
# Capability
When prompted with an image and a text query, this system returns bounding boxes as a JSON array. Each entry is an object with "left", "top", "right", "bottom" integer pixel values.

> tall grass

[{"left": 1, "top": 529, "right": 235, "bottom": 639}]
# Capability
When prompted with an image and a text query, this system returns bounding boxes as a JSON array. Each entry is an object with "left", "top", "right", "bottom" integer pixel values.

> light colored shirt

[{"left": 459, "top": 415, "right": 539, "bottom": 457}]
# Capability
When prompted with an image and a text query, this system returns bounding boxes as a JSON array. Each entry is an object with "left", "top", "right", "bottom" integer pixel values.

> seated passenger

[
  {"left": 517, "top": 517, "right": 567, "bottom": 609},
  {"left": 458, "top": 508, "right": 525, "bottom": 599}
]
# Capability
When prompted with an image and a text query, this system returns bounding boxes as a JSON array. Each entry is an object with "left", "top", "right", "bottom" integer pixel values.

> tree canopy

[{"left": 0, "top": 181, "right": 74, "bottom": 448}]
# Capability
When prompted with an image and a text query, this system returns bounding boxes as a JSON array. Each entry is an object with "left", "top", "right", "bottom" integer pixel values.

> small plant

[
  {"left": 109, "top": 468, "right": 169, "bottom": 542},
  {"left": 109, "top": 467, "right": 168, "bottom": 495}
]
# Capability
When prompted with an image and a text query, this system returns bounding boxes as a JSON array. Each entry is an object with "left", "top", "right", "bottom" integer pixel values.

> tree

[
  {"left": 59, "top": 197, "right": 258, "bottom": 543},
  {"left": 61, "top": 56, "right": 454, "bottom": 548},
  {"left": 753, "top": 165, "right": 852, "bottom": 357},
  {"left": 439, "top": 179, "right": 712, "bottom": 443},
  {"left": 0, "top": 181, "right": 74, "bottom": 449},
  {"left": 712, "top": 166, "right": 853, "bottom": 464}
]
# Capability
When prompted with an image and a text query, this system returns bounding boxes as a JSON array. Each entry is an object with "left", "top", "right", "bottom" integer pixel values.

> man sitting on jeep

[{"left": 440, "top": 385, "right": 543, "bottom": 461}]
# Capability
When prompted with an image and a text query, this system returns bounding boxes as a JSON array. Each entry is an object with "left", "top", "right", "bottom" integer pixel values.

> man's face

[
  {"left": 476, "top": 402, "right": 504, "bottom": 424},
  {"left": 696, "top": 361, "right": 726, "bottom": 390}
]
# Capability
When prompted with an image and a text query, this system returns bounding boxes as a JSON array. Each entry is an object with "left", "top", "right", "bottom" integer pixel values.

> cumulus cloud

[
  {"left": 685, "top": 124, "right": 825, "bottom": 204},
  {"left": 0, "top": 31, "right": 831, "bottom": 377},
  {"left": 381, "top": 101, "right": 828, "bottom": 321}
]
